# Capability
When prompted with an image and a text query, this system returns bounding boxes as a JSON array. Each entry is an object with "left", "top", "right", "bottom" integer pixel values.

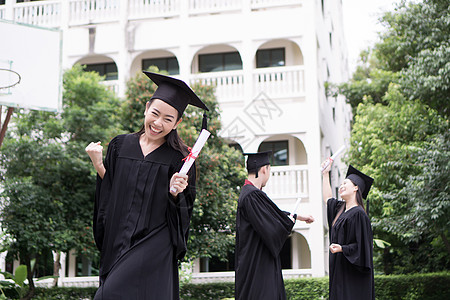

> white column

[
  {"left": 13, "top": 259, "right": 20, "bottom": 274},
  {"left": 241, "top": 1, "right": 253, "bottom": 103},
  {"left": 60, "top": 0, "right": 70, "bottom": 69},
  {"left": 192, "top": 258, "right": 201, "bottom": 273},
  {"left": 0, "top": 251, "right": 7, "bottom": 279},
  {"left": 178, "top": 0, "right": 190, "bottom": 81},
  {"left": 4, "top": 0, "right": 16, "bottom": 21},
  {"left": 303, "top": 0, "right": 326, "bottom": 277},
  {"left": 67, "top": 249, "right": 77, "bottom": 278},
  {"left": 117, "top": 0, "right": 130, "bottom": 99},
  {"left": 59, "top": 252, "right": 67, "bottom": 282}
]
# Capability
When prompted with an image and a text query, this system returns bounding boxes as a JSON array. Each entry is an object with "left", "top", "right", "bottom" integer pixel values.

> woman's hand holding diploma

[
  {"left": 169, "top": 129, "right": 210, "bottom": 194},
  {"left": 320, "top": 145, "right": 345, "bottom": 172},
  {"left": 169, "top": 173, "right": 189, "bottom": 197}
]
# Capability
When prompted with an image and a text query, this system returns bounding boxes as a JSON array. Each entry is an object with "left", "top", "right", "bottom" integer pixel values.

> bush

[
  {"left": 285, "top": 277, "right": 329, "bottom": 299},
  {"left": 33, "top": 287, "right": 97, "bottom": 299},
  {"left": 180, "top": 273, "right": 450, "bottom": 300},
  {"left": 1, "top": 272, "right": 448, "bottom": 299},
  {"left": 180, "top": 282, "right": 234, "bottom": 300},
  {"left": 375, "top": 272, "right": 450, "bottom": 300}
]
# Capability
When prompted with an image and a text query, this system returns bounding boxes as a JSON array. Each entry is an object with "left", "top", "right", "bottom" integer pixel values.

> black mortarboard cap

[
  {"left": 143, "top": 71, "right": 209, "bottom": 129},
  {"left": 244, "top": 151, "right": 272, "bottom": 178},
  {"left": 345, "top": 165, "right": 374, "bottom": 199}
]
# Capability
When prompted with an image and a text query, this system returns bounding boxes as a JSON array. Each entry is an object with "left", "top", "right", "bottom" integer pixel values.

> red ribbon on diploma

[{"left": 182, "top": 147, "right": 198, "bottom": 162}]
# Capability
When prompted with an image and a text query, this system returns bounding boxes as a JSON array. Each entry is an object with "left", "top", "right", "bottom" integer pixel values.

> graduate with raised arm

[
  {"left": 85, "top": 72, "right": 208, "bottom": 300},
  {"left": 322, "top": 159, "right": 375, "bottom": 300},
  {"left": 235, "top": 152, "right": 314, "bottom": 300}
]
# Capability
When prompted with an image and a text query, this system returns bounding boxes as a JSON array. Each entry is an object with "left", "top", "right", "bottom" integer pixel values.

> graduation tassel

[
  {"left": 366, "top": 199, "right": 370, "bottom": 216},
  {"left": 201, "top": 113, "right": 208, "bottom": 131}
]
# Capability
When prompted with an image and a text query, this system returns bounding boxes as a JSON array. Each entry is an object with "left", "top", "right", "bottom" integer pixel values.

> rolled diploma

[
  {"left": 170, "top": 129, "right": 211, "bottom": 193},
  {"left": 320, "top": 145, "right": 346, "bottom": 172},
  {"left": 292, "top": 198, "right": 302, "bottom": 217}
]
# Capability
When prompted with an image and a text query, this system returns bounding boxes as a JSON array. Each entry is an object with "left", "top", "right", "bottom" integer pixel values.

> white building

[{"left": 0, "top": 0, "right": 352, "bottom": 287}]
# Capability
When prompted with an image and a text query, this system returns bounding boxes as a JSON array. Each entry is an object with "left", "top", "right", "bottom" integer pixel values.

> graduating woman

[
  {"left": 85, "top": 72, "right": 208, "bottom": 300},
  {"left": 321, "top": 159, "right": 375, "bottom": 300}
]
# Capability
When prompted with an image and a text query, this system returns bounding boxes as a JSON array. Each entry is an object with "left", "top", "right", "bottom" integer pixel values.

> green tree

[
  {"left": 347, "top": 85, "right": 449, "bottom": 272},
  {"left": 334, "top": 0, "right": 449, "bottom": 116},
  {"left": 375, "top": 0, "right": 450, "bottom": 116},
  {"left": 335, "top": 0, "right": 450, "bottom": 274},
  {"left": 0, "top": 64, "right": 121, "bottom": 298},
  {"left": 120, "top": 68, "right": 246, "bottom": 262}
]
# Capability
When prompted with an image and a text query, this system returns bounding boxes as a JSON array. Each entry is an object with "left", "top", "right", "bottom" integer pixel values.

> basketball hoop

[{"left": 0, "top": 68, "right": 21, "bottom": 91}]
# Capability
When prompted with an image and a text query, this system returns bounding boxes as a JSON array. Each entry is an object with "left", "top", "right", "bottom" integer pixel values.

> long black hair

[
  {"left": 135, "top": 99, "right": 189, "bottom": 157},
  {"left": 332, "top": 179, "right": 366, "bottom": 226}
]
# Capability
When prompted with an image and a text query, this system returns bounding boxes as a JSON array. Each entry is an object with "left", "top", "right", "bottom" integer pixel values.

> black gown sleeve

[
  {"left": 242, "top": 191, "right": 294, "bottom": 257},
  {"left": 93, "top": 135, "right": 122, "bottom": 251},
  {"left": 341, "top": 209, "right": 373, "bottom": 273},
  {"left": 327, "top": 197, "right": 344, "bottom": 229},
  {"left": 167, "top": 161, "right": 196, "bottom": 261}
]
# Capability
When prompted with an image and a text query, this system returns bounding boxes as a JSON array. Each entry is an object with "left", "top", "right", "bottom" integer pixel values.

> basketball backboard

[{"left": 0, "top": 19, "right": 62, "bottom": 112}]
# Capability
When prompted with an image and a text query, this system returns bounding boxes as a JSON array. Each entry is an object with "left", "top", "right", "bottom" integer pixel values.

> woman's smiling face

[
  {"left": 143, "top": 99, "right": 181, "bottom": 143},
  {"left": 338, "top": 178, "right": 358, "bottom": 199}
]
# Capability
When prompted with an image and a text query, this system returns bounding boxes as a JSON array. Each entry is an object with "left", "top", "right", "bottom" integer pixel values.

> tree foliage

[
  {"left": 0, "top": 64, "right": 122, "bottom": 296},
  {"left": 335, "top": 0, "right": 450, "bottom": 117},
  {"left": 337, "top": 0, "right": 450, "bottom": 274},
  {"left": 376, "top": 0, "right": 450, "bottom": 116},
  {"left": 347, "top": 87, "right": 449, "bottom": 274}
]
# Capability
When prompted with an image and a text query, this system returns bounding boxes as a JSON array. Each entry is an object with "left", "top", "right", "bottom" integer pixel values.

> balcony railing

[
  {"left": 13, "top": 0, "right": 61, "bottom": 27},
  {"left": 253, "top": 66, "right": 305, "bottom": 99},
  {"left": 69, "top": 0, "right": 120, "bottom": 25},
  {"left": 189, "top": 0, "right": 242, "bottom": 15},
  {"left": 264, "top": 165, "right": 308, "bottom": 200},
  {"left": 33, "top": 269, "right": 313, "bottom": 287},
  {"left": 0, "top": 0, "right": 302, "bottom": 27},
  {"left": 35, "top": 276, "right": 99, "bottom": 288},
  {"left": 191, "top": 66, "right": 305, "bottom": 102},
  {"left": 190, "top": 268, "right": 312, "bottom": 284},
  {"left": 251, "top": 0, "right": 302, "bottom": 10},
  {"left": 100, "top": 79, "right": 120, "bottom": 95},
  {"left": 100, "top": 66, "right": 304, "bottom": 103},
  {"left": 189, "top": 70, "right": 245, "bottom": 103},
  {"left": 129, "top": 0, "right": 180, "bottom": 20},
  {"left": 0, "top": 6, "right": 6, "bottom": 19}
]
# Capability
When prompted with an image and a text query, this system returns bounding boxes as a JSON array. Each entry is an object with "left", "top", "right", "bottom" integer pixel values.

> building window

[
  {"left": 83, "top": 62, "right": 118, "bottom": 80},
  {"left": 142, "top": 57, "right": 179, "bottom": 75},
  {"left": 199, "top": 52, "right": 242, "bottom": 73},
  {"left": 76, "top": 255, "right": 99, "bottom": 276},
  {"left": 200, "top": 251, "right": 235, "bottom": 272},
  {"left": 258, "top": 140, "right": 289, "bottom": 166},
  {"left": 256, "top": 48, "right": 285, "bottom": 68},
  {"left": 229, "top": 143, "right": 243, "bottom": 153}
]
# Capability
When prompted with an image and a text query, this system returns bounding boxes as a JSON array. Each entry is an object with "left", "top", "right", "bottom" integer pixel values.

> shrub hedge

[
  {"left": 2, "top": 272, "right": 448, "bottom": 299},
  {"left": 374, "top": 272, "right": 450, "bottom": 300}
]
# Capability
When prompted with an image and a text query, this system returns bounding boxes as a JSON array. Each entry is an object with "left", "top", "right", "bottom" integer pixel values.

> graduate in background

[
  {"left": 322, "top": 159, "right": 375, "bottom": 300},
  {"left": 85, "top": 72, "right": 208, "bottom": 300},
  {"left": 235, "top": 151, "right": 314, "bottom": 300}
]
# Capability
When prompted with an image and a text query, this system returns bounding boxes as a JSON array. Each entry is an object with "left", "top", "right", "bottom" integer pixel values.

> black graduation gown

[
  {"left": 327, "top": 198, "right": 375, "bottom": 300},
  {"left": 235, "top": 183, "right": 294, "bottom": 300},
  {"left": 93, "top": 134, "right": 196, "bottom": 300}
]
